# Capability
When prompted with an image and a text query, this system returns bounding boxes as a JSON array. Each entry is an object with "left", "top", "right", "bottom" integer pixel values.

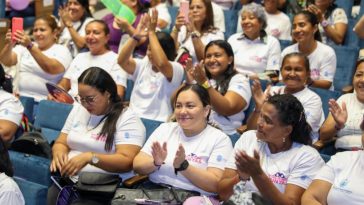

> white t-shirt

[
  {"left": 209, "top": 73, "right": 251, "bottom": 135},
  {"left": 0, "top": 173, "right": 25, "bottom": 205},
  {"left": 226, "top": 130, "right": 324, "bottom": 194},
  {"left": 154, "top": 3, "right": 171, "bottom": 32},
  {"left": 177, "top": 26, "right": 224, "bottom": 65},
  {"left": 318, "top": 8, "right": 348, "bottom": 45},
  {"left": 64, "top": 51, "right": 128, "bottom": 97},
  {"left": 59, "top": 17, "right": 94, "bottom": 57},
  {"left": 141, "top": 122, "right": 233, "bottom": 196},
  {"left": 0, "top": 90, "right": 23, "bottom": 126},
  {"left": 281, "top": 42, "right": 337, "bottom": 90},
  {"left": 62, "top": 104, "right": 146, "bottom": 180},
  {"left": 334, "top": 93, "right": 364, "bottom": 149},
  {"left": 129, "top": 57, "right": 184, "bottom": 122},
  {"left": 13, "top": 44, "right": 72, "bottom": 101},
  {"left": 265, "top": 11, "right": 291, "bottom": 41},
  {"left": 228, "top": 33, "right": 281, "bottom": 76},
  {"left": 269, "top": 86, "right": 324, "bottom": 142},
  {"left": 212, "top": 2, "right": 225, "bottom": 32},
  {"left": 314, "top": 151, "right": 364, "bottom": 205}
]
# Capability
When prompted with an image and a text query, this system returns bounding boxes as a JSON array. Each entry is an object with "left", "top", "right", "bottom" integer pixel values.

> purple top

[{"left": 103, "top": 13, "right": 147, "bottom": 57}]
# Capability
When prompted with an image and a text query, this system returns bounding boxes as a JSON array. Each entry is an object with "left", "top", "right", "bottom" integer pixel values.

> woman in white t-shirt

[
  {"left": 307, "top": 0, "right": 347, "bottom": 45},
  {"left": 58, "top": 0, "right": 94, "bottom": 58},
  {"left": 118, "top": 10, "right": 184, "bottom": 122},
  {"left": 171, "top": 0, "right": 224, "bottom": 65},
  {"left": 247, "top": 52, "right": 324, "bottom": 142},
  {"left": 185, "top": 40, "right": 251, "bottom": 144},
  {"left": 133, "top": 84, "right": 233, "bottom": 203},
  {"left": 319, "top": 60, "right": 364, "bottom": 150},
  {"left": 228, "top": 3, "right": 281, "bottom": 77},
  {"left": 0, "top": 66, "right": 23, "bottom": 143},
  {"left": 302, "top": 135, "right": 364, "bottom": 205},
  {"left": 57, "top": 20, "right": 127, "bottom": 100},
  {"left": 218, "top": 94, "right": 324, "bottom": 204},
  {"left": 282, "top": 10, "right": 337, "bottom": 90},
  {"left": 0, "top": 15, "right": 72, "bottom": 102},
  {"left": 48, "top": 67, "right": 145, "bottom": 204},
  {"left": 0, "top": 138, "right": 25, "bottom": 205}
]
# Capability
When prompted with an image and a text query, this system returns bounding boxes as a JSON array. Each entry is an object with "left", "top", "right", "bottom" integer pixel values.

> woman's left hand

[
  {"left": 235, "top": 150, "right": 264, "bottom": 178},
  {"left": 307, "top": 4, "right": 324, "bottom": 22},
  {"left": 173, "top": 144, "right": 186, "bottom": 168},
  {"left": 192, "top": 61, "right": 208, "bottom": 85},
  {"left": 13, "top": 30, "right": 32, "bottom": 48},
  {"left": 61, "top": 152, "right": 92, "bottom": 177}
]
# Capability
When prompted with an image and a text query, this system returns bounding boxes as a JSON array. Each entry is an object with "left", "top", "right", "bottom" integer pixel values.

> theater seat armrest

[{"left": 122, "top": 175, "right": 148, "bottom": 188}]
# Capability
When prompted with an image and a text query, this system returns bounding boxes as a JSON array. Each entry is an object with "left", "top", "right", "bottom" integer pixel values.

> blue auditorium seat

[
  {"left": 167, "top": 6, "right": 179, "bottom": 33},
  {"left": 141, "top": 118, "right": 163, "bottom": 140},
  {"left": 335, "top": 0, "right": 354, "bottom": 19},
  {"left": 309, "top": 87, "right": 341, "bottom": 118},
  {"left": 223, "top": 9, "right": 238, "bottom": 40}
]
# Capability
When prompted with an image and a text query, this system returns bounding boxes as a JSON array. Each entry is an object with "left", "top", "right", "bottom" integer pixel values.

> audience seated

[
  {"left": 47, "top": 67, "right": 146, "bottom": 204},
  {"left": 57, "top": 20, "right": 127, "bottom": 100},
  {"left": 0, "top": 137, "right": 25, "bottom": 205},
  {"left": 247, "top": 52, "right": 324, "bottom": 142},
  {"left": 58, "top": 0, "right": 94, "bottom": 58},
  {"left": 319, "top": 59, "right": 364, "bottom": 151},
  {"left": 0, "top": 15, "right": 72, "bottom": 102},
  {"left": 307, "top": 0, "right": 347, "bottom": 46},
  {"left": 264, "top": 0, "right": 292, "bottom": 41},
  {"left": 170, "top": 0, "right": 224, "bottom": 65},
  {"left": 118, "top": 10, "right": 184, "bottom": 122},
  {"left": 282, "top": 11, "right": 336, "bottom": 90},
  {"left": 0, "top": 66, "right": 23, "bottom": 143},
  {"left": 133, "top": 84, "right": 233, "bottom": 204},
  {"left": 229, "top": 3, "right": 281, "bottom": 77},
  {"left": 302, "top": 134, "right": 364, "bottom": 205},
  {"left": 185, "top": 40, "right": 251, "bottom": 144},
  {"left": 103, "top": 0, "right": 150, "bottom": 56},
  {"left": 218, "top": 94, "right": 324, "bottom": 204}
]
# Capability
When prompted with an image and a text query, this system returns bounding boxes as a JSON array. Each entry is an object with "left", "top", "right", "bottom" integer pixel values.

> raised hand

[
  {"left": 184, "top": 58, "right": 195, "bottom": 83},
  {"left": 148, "top": 8, "right": 158, "bottom": 33},
  {"left": 328, "top": 99, "right": 347, "bottom": 129},
  {"left": 307, "top": 4, "right": 324, "bottom": 22},
  {"left": 58, "top": 5, "right": 72, "bottom": 27},
  {"left": 13, "top": 30, "right": 32, "bottom": 48},
  {"left": 235, "top": 150, "right": 263, "bottom": 178},
  {"left": 175, "top": 12, "right": 186, "bottom": 31},
  {"left": 173, "top": 144, "right": 186, "bottom": 168},
  {"left": 251, "top": 79, "right": 271, "bottom": 111},
  {"left": 151, "top": 141, "right": 167, "bottom": 166},
  {"left": 192, "top": 61, "right": 208, "bottom": 84}
]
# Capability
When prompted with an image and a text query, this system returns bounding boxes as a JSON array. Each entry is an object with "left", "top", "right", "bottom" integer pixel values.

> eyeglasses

[{"left": 74, "top": 95, "right": 98, "bottom": 105}]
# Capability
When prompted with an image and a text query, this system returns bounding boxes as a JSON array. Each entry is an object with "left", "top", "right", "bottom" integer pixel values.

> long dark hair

[
  {"left": 173, "top": 84, "right": 211, "bottom": 119},
  {"left": 189, "top": 0, "right": 215, "bottom": 33},
  {"left": 78, "top": 67, "right": 123, "bottom": 152},
  {"left": 0, "top": 137, "right": 13, "bottom": 177},
  {"left": 156, "top": 32, "right": 176, "bottom": 61},
  {"left": 267, "top": 94, "right": 312, "bottom": 145},
  {"left": 0, "top": 65, "right": 12, "bottom": 93},
  {"left": 204, "top": 40, "right": 236, "bottom": 95},
  {"left": 294, "top": 10, "right": 322, "bottom": 42}
]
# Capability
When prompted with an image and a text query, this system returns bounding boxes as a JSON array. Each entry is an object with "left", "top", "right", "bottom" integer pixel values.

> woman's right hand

[
  {"left": 175, "top": 12, "right": 186, "bottom": 31},
  {"left": 58, "top": 5, "right": 72, "bottom": 27},
  {"left": 251, "top": 79, "right": 270, "bottom": 111},
  {"left": 50, "top": 151, "right": 68, "bottom": 173},
  {"left": 4, "top": 29, "right": 14, "bottom": 47},
  {"left": 151, "top": 141, "right": 167, "bottom": 166},
  {"left": 328, "top": 99, "right": 347, "bottom": 129}
]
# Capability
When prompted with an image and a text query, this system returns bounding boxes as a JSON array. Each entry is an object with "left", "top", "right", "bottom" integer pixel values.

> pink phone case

[
  {"left": 12, "top": 17, "right": 23, "bottom": 43},
  {"left": 180, "top": 1, "right": 189, "bottom": 23}
]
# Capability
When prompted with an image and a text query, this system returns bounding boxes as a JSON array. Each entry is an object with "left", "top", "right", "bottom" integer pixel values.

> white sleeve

[
  {"left": 61, "top": 104, "right": 80, "bottom": 134},
  {"left": 170, "top": 61, "right": 185, "bottom": 85},
  {"left": 110, "top": 63, "right": 128, "bottom": 87},
  {"left": 63, "top": 57, "right": 79, "bottom": 79},
  {"left": 212, "top": 2, "right": 225, "bottom": 32},
  {"left": 303, "top": 93, "right": 324, "bottom": 133},
  {"left": 319, "top": 48, "right": 336, "bottom": 82},
  {"left": 266, "top": 37, "right": 281, "bottom": 71},
  {"left": 52, "top": 45, "right": 73, "bottom": 70},
  {"left": 280, "top": 16, "right": 292, "bottom": 41},
  {"left": 313, "top": 152, "right": 346, "bottom": 184},
  {"left": 287, "top": 148, "right": 325, "bottom": 189},
  {"left": 207, "top": 134, "right": 233, "bottom": 169},
  {"left": 228, "top": 74, "right": 251, "bottom": 110},
  {"left": 0, "top": 191, "right": 25, "bottom": 205},
  {"left": 225, "top": 130, "right": 255, "bottom": 169},
  {"left": 0, "top": 96, "right": 24, "bottom": 125},
  {"left": 114, "top": 108, "right": 146, "bottom": 146},
  {"left": 332, "top": 8, "right": 348, "bottom": 24}
]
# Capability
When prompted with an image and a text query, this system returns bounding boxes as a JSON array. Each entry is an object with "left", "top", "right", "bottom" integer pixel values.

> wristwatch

[
  {"left": 174, "top": 160, "right": 189, "bottom": 175},
  {"left": 201, "top": 80, "right": 211, "bottom": 89},
  {"left": 91, "top": 153, "right": 99, "bottom": 165},
  {"left": 190, "top": 31, "right": 201, "bottom": 39},
  {"left": 321, "top": 20, "right": 329, "bottom": 28}
]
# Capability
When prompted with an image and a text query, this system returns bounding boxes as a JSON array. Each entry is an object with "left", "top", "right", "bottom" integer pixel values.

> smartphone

[
  {"left": 180, "top": 0, "right": 189, "bottom": 23},
  {"left": 11, "top": 17, "right": 23, "bottom": 43}
]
